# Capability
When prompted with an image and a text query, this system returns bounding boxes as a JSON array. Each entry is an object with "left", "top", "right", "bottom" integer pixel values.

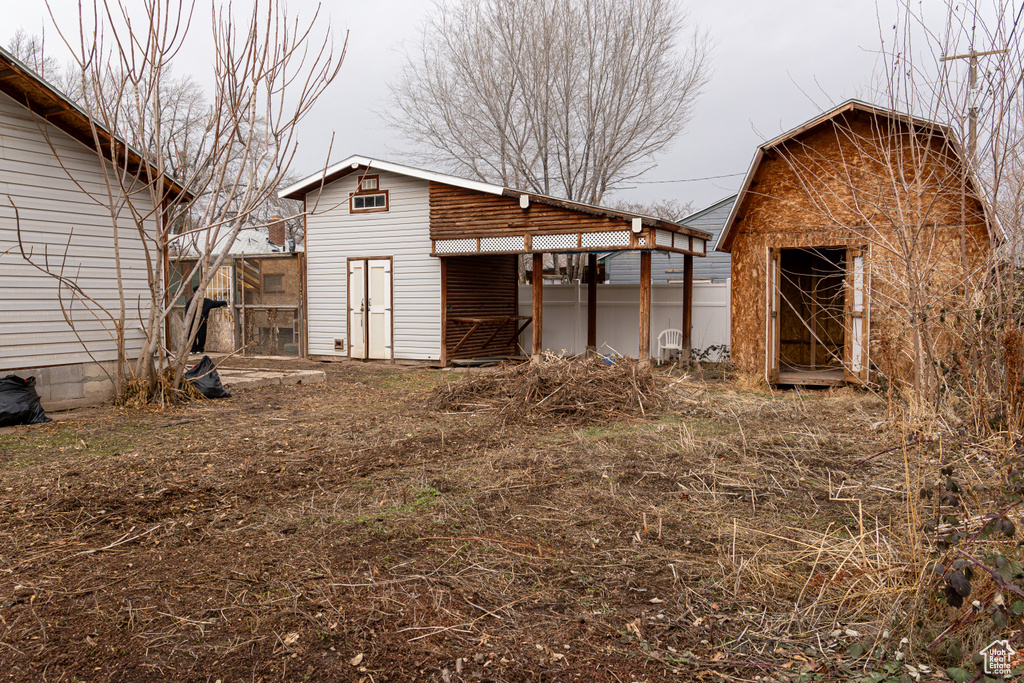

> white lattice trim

[
  {"left": 532, "top": 233, "right": 578, "bottom": 251},
  {"left": 637, "top": 236, "right": 647, "bottom": 246},
  {"left": 580, "top": 230, "right": 630, "bottom": 248},
  {"left": 655, "top": 229, "right": 674, "bottom": 248},
  {"left": 692, "top": 239, "right": 706, "bottom": 255},
  {"left": 480, "top": 235, "right": 525, "bottom": 252},
  {"left": 434, "top": 238, "right": 477, "bottom": 254}
]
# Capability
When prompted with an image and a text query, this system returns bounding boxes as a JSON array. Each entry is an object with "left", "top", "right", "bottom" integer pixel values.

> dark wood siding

[
  {"left": 443, "top": 255, "right": 519, "bottom": 361},
  {"left": 430, "top": 183, "right": 630, "bottom": 240}
]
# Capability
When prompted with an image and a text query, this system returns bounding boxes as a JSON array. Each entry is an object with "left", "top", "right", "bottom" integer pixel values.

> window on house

[
  {"left": 263, "top": 273, "right": 284, "bottom": 293},
  {"left": 350, "top": 191, "right": 389, "bottom": 213},
  {"left": 358, "top": 176, "right": 379, "bottom": 191}
]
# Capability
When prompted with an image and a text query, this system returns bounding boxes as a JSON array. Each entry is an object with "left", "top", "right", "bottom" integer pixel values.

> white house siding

[
  {"left": 305, "top": 170, "right": 440, "bottom": 360},
  {"left": 0, "top": 91, "right": 157, "bottom": 407}
]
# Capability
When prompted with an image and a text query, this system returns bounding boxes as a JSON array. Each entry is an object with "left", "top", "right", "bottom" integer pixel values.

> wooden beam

[
  {"left": 450, "top": 322, "right": 483, "bottom": 355},
  {"left": 532, "top": 253, "right": 543, "bottom": 361},
  {"left": 809, "top": 271, "right": 819, "bottom": 369},
  {"left": 440, "top": 257, "right": 448, "bottom": 366},
  {"left": 587, "top": 253, "right": 597, "bottom": 353},
  {"left": 639, "top": 251, "right": 651, "bottom": 365},
  {"left": 681, "top": 253, "right": 693, "bottom": 364}
]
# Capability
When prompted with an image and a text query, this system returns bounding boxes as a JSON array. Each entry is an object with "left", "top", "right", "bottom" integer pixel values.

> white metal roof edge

[
  {"left": 519, "top": 191, "right": 712, "bottom": 240},
  {"left": 279, "top": 154, "right": 506, "bottom": 199}
]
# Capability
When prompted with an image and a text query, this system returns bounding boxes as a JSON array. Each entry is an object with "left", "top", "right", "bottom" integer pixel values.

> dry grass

[{"left": 1, "top": 357, "right": 1016, "bottom": 680}]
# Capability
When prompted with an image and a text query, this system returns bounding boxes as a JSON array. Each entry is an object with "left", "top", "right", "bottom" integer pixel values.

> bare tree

[
  {"left": 387, "top": 0, "right": 710, "bottom": 206},
  {"left": 609, "top": 198, "right": 694, "bottom": 223},
  {"left": 7, "top": 28, "right": 78, "bottom": 94},
  {"left": 23, "top": 0, "right": 345, "bottom": 401},
  {"left": 859, "top": 0, "right": 1022, "bottom": 418}
]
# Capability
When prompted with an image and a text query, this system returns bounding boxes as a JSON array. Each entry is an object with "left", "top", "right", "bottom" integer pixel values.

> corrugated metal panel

[
  {"left": 305, "top": 170, "right": 440, "bottom": 360},
  {"left": 444, "top": 255, "right": 518, "bottom": 360},
  {"left": 0, "top": 91, "right": 157, "bottom": 371},
  {"left": 604, "top": 195, "right": 736, "bottom": 283}
]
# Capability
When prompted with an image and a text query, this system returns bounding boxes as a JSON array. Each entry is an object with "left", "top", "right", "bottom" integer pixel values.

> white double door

[{"left": 348, "top": 258, "right": 392, "bottom": 360}]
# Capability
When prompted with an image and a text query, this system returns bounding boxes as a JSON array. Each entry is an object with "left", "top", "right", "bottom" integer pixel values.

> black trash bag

[
  {"left": 184, "top": 356, "right": 232, "bottom": 399},
  {"left": 0, "top": 375, "right": 52, "bottom": 427}
]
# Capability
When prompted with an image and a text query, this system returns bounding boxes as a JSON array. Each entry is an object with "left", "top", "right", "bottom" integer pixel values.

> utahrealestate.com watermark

[{"left": 981, "top": 640, "right": 1017, "bottom": 677}]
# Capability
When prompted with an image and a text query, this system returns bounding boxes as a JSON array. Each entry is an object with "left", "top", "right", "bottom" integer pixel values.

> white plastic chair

[{"left": 657, "top": 328, "right": 683, "bottom": 361}]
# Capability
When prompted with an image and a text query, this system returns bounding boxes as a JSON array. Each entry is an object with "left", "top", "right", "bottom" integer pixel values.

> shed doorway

[
  {"left": 767, "top": 246, "right": 868, "bottom": 385},
  {"left": 348, "top": 257, "right": 393, "bottom": 360}
]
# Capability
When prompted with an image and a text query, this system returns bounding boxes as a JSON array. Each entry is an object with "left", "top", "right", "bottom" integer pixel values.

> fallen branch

[{"left": 66, "top": 525, "right": 161, "bottom": 560}]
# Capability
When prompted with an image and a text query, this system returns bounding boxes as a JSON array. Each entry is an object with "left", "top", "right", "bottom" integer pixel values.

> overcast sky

[{"left": 2, "top": 1, "right": 951, "bottom": 212}]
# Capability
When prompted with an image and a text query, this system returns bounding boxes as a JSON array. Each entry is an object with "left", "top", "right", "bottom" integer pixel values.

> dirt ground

[{"left": 0, "top": 358, "right": 934, "bottom": 682}]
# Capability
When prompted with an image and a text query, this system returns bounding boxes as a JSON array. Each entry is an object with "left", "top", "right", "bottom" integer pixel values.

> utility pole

[{"left": 940, "top": 47, "right": 1006, "bottom": 165}]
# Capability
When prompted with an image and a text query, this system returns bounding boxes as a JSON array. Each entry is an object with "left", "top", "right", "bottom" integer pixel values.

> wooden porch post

[
  {"left": 532, "top": 253, "right": 543, "bottom": 362},
  {"left": 587, "top": 253, "right": 597, "bottom": 353},
  {"left": 680, "top": 253, "right": 693, "bottom": 365},
  {"left": 440, "top": 257, "right": 448, "bottom": 366},
  {"left": 639, "top": 250, "right": 651, "bottom": 365}
]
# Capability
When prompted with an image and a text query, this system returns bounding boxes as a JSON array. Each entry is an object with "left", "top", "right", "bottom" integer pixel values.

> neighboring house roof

[
  {"left": 280, "top": 154, "right": 712, "bottom": 240},
  {"left": 0, "top": 45, "right": 188, "bottom": 200},
  {"left": 686, "top": 194, "right": 738, "bottom": 223},
  {"left": 172, "top": 227, "right": 302, "bottom": 256},
  {"left": 601, "top": 194, "right": 737, "bottom": 283},
  {"left": 715, "top": 99, "right": 999, "bottom": 253},
  {"left": 216, "top": 228, "right": 302, "bottom": 255}
]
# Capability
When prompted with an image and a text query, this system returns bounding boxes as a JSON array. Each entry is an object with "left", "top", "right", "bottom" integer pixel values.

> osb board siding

[
  {"left": 429, "top": 183, "right": 630, "bottom": 240},
  {"left": 249, "top": 255, "right": 301, "bottom": 307},
  {"left": 730, "top": 112, "right": 991, "bottom": 377},
  {"left": 445, "top": 255, "right": 519, "bottom": 360}
]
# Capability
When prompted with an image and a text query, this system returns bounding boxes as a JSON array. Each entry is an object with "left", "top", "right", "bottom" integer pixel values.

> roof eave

[
  {"left": 0, "top": 46, "right": 189, "bottom": 201},
  {"left": 279, "top": 155, "right": 506, "bottom": 200}
]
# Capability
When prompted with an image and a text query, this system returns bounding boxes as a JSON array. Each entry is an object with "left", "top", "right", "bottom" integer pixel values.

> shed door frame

[
  {"left": 843, "top": 246, "right": 870, "bottom": 383},
  {"left": 347, "top": 256, "right": 393, "bottom": 360},
  {"left": 766, "top": 247, "right": 781, "bottom": 383},
  {"left": 766, "top": 245, "right": 870, "bottom": 384}
]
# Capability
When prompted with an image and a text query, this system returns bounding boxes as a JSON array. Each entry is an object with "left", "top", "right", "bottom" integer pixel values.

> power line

[{"left": 630, "top": 172, "right": 745, "bottom": 185}]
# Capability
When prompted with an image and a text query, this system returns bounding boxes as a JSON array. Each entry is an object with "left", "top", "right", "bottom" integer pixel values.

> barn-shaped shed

[
  {"left": 717, "top": 100, "right": 995, "bottom": 386},
  {"left": 280, "top": 156, "right": 712, "bottom": 365}
]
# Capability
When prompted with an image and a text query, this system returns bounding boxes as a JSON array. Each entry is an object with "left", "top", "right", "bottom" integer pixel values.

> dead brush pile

[{"left": 428, "top": 354, "right": 663, "bottom": 423}]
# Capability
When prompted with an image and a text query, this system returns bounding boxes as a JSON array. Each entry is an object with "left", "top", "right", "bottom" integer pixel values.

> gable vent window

[{"left": 350, "top": 174, "right": 389, "bottom": 213}]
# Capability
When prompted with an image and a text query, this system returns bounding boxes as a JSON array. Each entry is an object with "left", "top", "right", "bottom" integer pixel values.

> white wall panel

[
  {"left": 0, "top": 91, "right": 158, "bottom": 371},
  {"left": 304, "top": 170, "right": 440, "bottom": 360}
]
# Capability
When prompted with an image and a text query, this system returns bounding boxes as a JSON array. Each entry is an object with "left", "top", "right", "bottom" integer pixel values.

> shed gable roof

[
  {"left": 281, "top": 154, "right": 712, "bottom": 241},
  {"left": 714, "top": 99, "right": 994, "bottom": 253}
]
